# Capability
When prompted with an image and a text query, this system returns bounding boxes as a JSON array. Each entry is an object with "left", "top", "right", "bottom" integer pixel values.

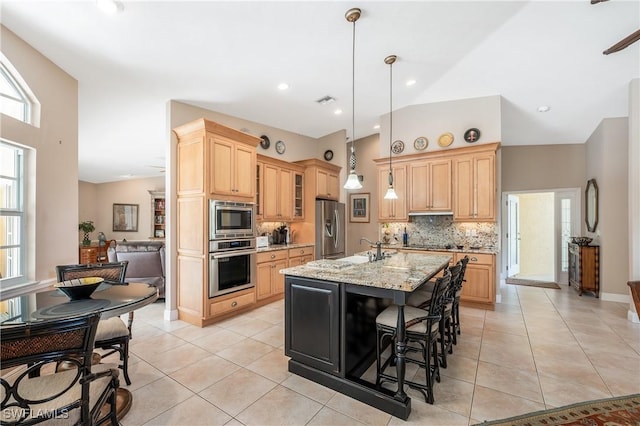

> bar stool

[
  {"left": 451, "top": 256, "right": 470, "bottom": 345},
  {"left": 375, "top": 271, "right": 451, "bottom": 404}
]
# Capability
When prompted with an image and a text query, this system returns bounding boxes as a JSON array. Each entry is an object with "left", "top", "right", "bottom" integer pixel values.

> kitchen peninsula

[{"left": 281, "top": 252, "right": 451, "bottom": 420}]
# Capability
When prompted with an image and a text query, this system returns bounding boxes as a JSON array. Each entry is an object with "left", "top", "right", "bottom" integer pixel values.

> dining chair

[
  {"left": 56, "top": 261, "right": 133, "bottom": 385},
  {"left": 0, "top": 313, "right": 119, "bottom": 425},
  {"left": 375, "top": 271, "right": 452, "bottom": 404},
  {"left": 450, "top": 256, "right": 470, "bottom": 345}
]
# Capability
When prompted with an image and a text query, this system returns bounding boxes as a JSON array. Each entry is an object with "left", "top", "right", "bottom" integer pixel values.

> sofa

[{"left": 108, "top": 241, "right": 165, "bottom": 298}]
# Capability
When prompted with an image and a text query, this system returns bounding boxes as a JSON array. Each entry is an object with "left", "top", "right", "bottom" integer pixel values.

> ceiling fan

[{"left": 591, "top": 0, "right": 640, "bottom": 54}]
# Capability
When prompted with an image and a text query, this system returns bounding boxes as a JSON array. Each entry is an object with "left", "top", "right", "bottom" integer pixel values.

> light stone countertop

[
  {"left": 280, "top": 252, "right": 451, "bottom": 292},
  {"left": 257, "top": 243, "right": 314, "bottom": 253}
]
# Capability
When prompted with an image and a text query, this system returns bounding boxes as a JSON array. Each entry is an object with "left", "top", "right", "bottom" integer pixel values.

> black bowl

[
  {"left": 571, "top": 237, "right": 593, "bottom": 246},
  {"left": 54, "top": 277, "right": 104, "bottom": 300}
]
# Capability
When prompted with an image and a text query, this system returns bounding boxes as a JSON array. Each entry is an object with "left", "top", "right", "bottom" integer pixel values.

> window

[
  {"left": 0, "top": 140, "right": 26, "bottom": 288},
  {"left": 0, "top": 63, "right": 30, "bottom": 123}
]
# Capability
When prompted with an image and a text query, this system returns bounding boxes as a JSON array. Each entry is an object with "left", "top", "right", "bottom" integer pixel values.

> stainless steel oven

[
  {"left": 209, "top": 200, "right": 255, "bottom": 240},
  {"left": 209, "top": 238, "right": 256, "bottom": 298}
]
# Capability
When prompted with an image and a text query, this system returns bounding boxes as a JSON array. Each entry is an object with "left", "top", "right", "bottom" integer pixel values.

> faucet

[{"left": 360, "top": 237, "right": 383, "bottom": 261}]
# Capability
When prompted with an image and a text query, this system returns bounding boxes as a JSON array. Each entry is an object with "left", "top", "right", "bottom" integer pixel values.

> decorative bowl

[
  {"left": 54, "top": 277, "right": 104, "bottom": 300},
  {"left": 571, "top": 237, "right": 593, "bottom": 246}
]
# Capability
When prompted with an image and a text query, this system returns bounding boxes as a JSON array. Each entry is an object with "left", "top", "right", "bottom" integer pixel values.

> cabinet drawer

[
  {"left": 210, "top": 291, "right": 255, "bottom": 316},
  {"left": 257, "top": 250, "right": 288, "bottom": 263},
  {"left": 456, "top": 252, "right": 493, "bottom": 265},
  {"left": 288, "top": 247, "right": 314, "bottom": 258}
]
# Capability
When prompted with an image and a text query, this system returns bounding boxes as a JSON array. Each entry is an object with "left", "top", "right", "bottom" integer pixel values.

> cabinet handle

[
  {"left": 270, "top": 254, "right": 276, "bottom": 259},
  {"left": 231, "top": 301, "right": 238, "bottom": 307},
  {"left": 470, "top": 257, "right": 478, "bottom": 262}
]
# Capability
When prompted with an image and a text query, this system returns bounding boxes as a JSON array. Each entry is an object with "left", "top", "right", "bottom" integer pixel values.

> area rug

[
  {"left": 474, "top": 393, "right": 640, "bottom": 426},
  {"left": 506, "top": 277, "right": 561, "bottom": 289}
]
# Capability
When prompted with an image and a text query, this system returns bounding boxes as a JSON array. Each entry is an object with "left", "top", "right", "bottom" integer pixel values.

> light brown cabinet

[
  {"left": 288, "top": 246, "right": 314, "bottom": 267},
  {"left": 455, "top": 252, "right": 495, "bottom": 307},
  {"left": 173, "top": 118, "right": 260, "bottom": 327},
  {"left": 408, "top": 159, "right": 452, "bottom": 213},
  {"left": 256, "top": 250, "right": 288, "bottom": 300},
  {"left": 79, "top": 245, "right": 108, "bottom": 264},
  {"left": 453, "top": 151, "right": 496, "bottom": 221},
  {"left": 258, "top": 155, "right": 305, "bottom": 222},
  {"left": 295, "top": 159, "right": 341, "bottom": 201},
  {"left": 377, "top": 164, "right": 407, "bottom": 221}
]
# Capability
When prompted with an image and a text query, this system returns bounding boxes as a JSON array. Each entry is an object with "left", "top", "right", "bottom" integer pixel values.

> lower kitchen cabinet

[
  {"left": 285, "top": 276, "right": 341, "bottom": 375},
  {"left": 456, "top": 252, "right": 495, "bottom": 307},
  {"left": 288, "top": 246, "right": 314, "bottom": 267},
  {"left": 256, "top": 250, "right": 288, "bottom": 300},
  {"left": 209, "top": 289, "right": 256, "bottom": 317}
]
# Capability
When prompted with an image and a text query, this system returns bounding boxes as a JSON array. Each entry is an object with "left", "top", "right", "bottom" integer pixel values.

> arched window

[{"left": 0, "top": 55, "right": 39, "bottom": 126}]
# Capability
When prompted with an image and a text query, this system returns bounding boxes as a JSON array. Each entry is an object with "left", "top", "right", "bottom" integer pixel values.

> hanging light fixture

[
  {"left": 384, "top": 54, "right": 398, "bottom": 200},
  {"left": 343, "top": 7, "right": 363, "bottom": 190}
]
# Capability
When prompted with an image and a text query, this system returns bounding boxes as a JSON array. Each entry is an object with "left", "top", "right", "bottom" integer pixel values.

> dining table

[{"left": 0, "top": 281, "right": 159, "bottom": 420}]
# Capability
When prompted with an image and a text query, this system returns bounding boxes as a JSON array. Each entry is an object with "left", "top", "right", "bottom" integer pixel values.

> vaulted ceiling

[{"left": 2, "top": 1, "right": 638, "bottom": 183}]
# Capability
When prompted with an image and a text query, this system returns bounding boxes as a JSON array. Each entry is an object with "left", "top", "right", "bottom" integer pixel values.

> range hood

[{"left": 408, "top": 211, "right": 454, "bottom": 216}]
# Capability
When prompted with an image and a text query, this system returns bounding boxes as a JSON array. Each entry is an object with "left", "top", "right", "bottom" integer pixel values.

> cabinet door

[
  {"left": 256, "top": 261, "right": 274, "bottom": 300},
  {"left": 234, "top": 144, "right": 256, "bottom": 198},
  {"left": 279, "top": 168, "right": 293, "bottom": 221},
  {"left": 272, "top": 259, "right": 287, "bottom": 295},
  {"left": 285, "top": 277, "right": 341, "bottom": 375},
  {"left": 210, "top": 136, "right": 235, "bottom": 196},
  {"left": 461, "top": 264, "right": 492, "bottom": 303},
  {"left": 262, "top": 164, "right": 280, "bottom": 220},
  {"left": 409, "top": 162, "right": 430, "bottom": 211},
  {"left": 453, "top": 155, "right": 474, "bottom": 220},
  {"left": 327, "top": 172, "right": 340, "bottom": 200},
  {"left": 430, "top": 159, "right": 452, "bottom": 211},
  {"left": 293, "top": 172, "right": 304, "bottom": 220},
  {"left": 378, "top": 165, "right": 407, "bottom": 221},
  {"left": 474, "top": 154, "right": 495, "bottom": 220}
]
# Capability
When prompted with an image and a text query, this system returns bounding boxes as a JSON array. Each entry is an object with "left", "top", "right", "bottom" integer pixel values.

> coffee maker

[{"left": 272, "top": 225, "right": 289, "bottom": 245}]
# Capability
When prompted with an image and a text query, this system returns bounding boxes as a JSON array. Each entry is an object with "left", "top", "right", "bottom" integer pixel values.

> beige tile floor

[{"left": 111, "top": 283, "right": 640, "bottom": 426}]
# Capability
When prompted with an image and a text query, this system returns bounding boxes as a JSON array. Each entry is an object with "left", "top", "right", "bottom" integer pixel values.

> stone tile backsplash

[{"left": 379, "top": 215, "right": 498, "bottom": 249}]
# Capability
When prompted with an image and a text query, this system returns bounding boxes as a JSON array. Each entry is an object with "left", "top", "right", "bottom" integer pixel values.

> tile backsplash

[{"left": 380, "top": 216, "right": 498, "bottom": 250}]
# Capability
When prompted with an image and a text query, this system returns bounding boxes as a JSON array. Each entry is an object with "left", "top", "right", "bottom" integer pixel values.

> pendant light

[
  {"left": 343, "top": 7, "right": 363, "bottom": 190},
  {"left": 384, "top": 54, "right": 398, "bottom": 200}
]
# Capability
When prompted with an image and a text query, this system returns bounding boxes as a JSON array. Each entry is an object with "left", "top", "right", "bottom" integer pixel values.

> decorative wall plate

[
  {"left": 259, "top": 135, "right": 270, "bottom": 149},
  {"left": 464, "top": 128, "right": 481, "bottom": 143},
  {"left": 437, "top": 132, "right": 454, "bottom": 147},
  {"left": 275, "top": 140, "right": 286, "bottom": 155},
  {"left": 413, "top": 137, "right": 428, "bottom": 151},
  {"left": 391, "top": 140, "right": 405, "bottom": 154},
  {"left": 323, "top": 149, "right": 334, "bottom": 161}
]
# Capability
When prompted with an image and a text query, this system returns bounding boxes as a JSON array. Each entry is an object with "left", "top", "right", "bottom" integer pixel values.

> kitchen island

[{"left": 280, "top": 252, "right": 451, "bottom": 420}]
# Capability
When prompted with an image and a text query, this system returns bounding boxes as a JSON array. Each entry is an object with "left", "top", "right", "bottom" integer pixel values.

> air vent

[{"left": 316, "top": 95, "right": 336, "bottom": 105}]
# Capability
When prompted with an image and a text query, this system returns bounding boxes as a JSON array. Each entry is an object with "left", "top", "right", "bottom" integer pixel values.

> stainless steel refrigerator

[{"left": 315, "top": 199, "right": 345, "bottom": 260}]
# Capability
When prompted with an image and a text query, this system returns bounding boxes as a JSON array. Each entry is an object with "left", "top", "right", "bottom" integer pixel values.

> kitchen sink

[{"left": 336, "top": 255, "right": 370, "bottom": 264}]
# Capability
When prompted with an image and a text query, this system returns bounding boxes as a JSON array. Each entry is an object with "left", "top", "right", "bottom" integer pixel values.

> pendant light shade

[
  {"left": 383, "top": 54, "right": 398, "bottom": 200},
  {"left": 343, "top": 7, "right": 363, "bottom": 190}
]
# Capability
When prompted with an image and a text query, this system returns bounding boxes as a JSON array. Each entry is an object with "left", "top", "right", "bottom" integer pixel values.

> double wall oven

[{"left": 209, "top": 200, "right": 256, "bottom": 298}]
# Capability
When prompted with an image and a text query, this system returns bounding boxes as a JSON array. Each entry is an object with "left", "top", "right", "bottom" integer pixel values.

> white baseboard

[
  {"left": 600, "top": 292, "right": 631, "bottom": 304},
  {"left": 164, "top": 309, "right": 178, "bottom": 321},
  {"left": 628, "top": 310, "right": 640, "bottom": 323}
]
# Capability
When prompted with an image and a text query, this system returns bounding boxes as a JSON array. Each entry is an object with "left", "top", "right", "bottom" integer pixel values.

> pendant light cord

[
  {"left": 388, "top": 58, "right": 393, "bottom": 178},
  {"left": 351, "top": 17, "right": 356, "bottom": 159}
]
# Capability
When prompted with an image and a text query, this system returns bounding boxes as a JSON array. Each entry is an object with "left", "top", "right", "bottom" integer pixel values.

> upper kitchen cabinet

[
  {"left": 295, "top": 159, "right": 341, "bottom": 201},
  {"left": 408, "top": 159, "right": 452, "bottom": 213},
  {"left": 453, "top": 143, "right": 499, "bottom": 221},
  {"left": 259, "top": 154, "right": 305, "bottom": 221},
  {"left": 173, "top": 118, "right": 259, "bottom": 201},
  {"left": 376, "top": 164, "right": 407, "bottom": 221}
]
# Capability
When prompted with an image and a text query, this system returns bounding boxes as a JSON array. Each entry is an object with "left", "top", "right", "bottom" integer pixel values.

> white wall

[{"left": 0, "top": 25, "right": 79, "bottom": 281}]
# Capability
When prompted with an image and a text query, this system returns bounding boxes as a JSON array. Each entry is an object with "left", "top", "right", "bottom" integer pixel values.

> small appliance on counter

[
  {"left": 272, "top": 225, "right": 289, "bottom": 245},
  {"left": 256, "top": 236, "right": 269, "bottom": 248}
]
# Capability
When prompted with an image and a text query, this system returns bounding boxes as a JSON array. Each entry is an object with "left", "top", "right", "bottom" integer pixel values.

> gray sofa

[{"left": 108, "top": 241, "right": 165, "bottom": 298}]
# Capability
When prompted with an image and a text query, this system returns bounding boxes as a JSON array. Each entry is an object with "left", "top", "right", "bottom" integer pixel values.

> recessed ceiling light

[
  {"left": 277, "top": 83, "right": 289, "bottom": 91},
  {"left": 373, "top": 124, "right": 380, "bottom": 130},
  {"left": 406, "top": 79, "right": 416, "bottom": 86},
  {"left": 96, "top": 0, "right": 121, "bottom": 14},
  {"left": 334, "top": 109, "right": 343, "bottom": 115},
  {"left": 537, "top": 105, "right": 551, "bottom": 112}
]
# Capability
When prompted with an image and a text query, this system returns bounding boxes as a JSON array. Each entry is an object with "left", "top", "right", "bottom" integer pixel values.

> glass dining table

[{"left": 0, "top": 282, "right": 159, "bottom": 421}]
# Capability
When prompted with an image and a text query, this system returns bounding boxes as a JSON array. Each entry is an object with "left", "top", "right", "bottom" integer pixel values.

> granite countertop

[
  {"left": 257, "top": 243, "right": 314, "bottom": 253},
  {"left": 370, "top": 243, "right": 497, "bottom": 255},
  {"left": 280, "top": 252, "right": 451, "bottom": 292}
]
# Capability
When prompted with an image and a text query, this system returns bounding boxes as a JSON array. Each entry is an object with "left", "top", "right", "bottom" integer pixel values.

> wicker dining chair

[
  {"left": 56, "top": 261, "right": 133, "bottom": 385},
  {"left": 0, "top": 313, "right": 119, "bottom": 425}
]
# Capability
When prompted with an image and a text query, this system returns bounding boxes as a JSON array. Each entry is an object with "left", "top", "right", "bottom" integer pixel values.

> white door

[
  {"left": 507, "top": 194, "right": 521, "bottom": 277},
  {"left": 555, "top": 189, "right": 580, "bottom": 284}
]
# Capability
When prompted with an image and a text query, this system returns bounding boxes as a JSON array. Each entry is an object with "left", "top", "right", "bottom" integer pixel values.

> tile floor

[{"left": 111, "top": 283, "right": 640, "bottom": 426}]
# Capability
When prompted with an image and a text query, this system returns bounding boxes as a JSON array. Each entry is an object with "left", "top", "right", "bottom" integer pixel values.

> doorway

[{"left": 503, "top": 188, "right": 580, "bottom": 284}]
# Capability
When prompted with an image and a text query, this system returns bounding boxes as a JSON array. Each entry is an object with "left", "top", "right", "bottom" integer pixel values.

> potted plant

[{"left": 79, "top": 221, "right": 95, "bottom": 246}]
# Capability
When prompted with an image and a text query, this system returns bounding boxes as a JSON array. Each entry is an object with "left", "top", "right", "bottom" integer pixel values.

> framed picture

[
  {"left": 349, "top": 193, "right": 370, "bottom": 223},
  {"left": 155, "top": 229, "right": 165, "bottom": 238},
  {"left": 112, "top": 203, "right": 139, "bottom": 232}
]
